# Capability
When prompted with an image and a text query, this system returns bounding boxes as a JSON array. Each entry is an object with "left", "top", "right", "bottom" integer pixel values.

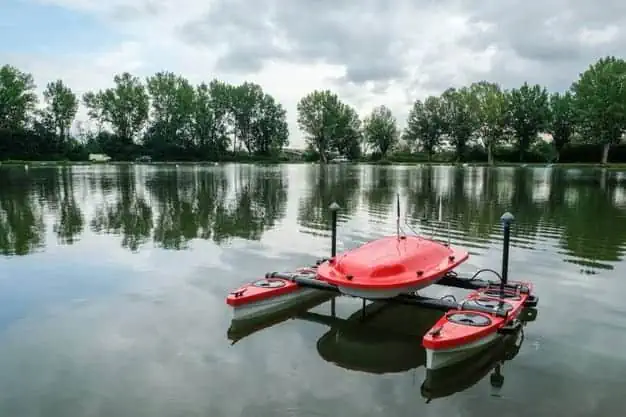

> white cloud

[
  {"left": 579, "top": 26, "right": 620, "bottom": 47},
  {"left": 6, "top": 0, "right": 626, "bottom": 148}
]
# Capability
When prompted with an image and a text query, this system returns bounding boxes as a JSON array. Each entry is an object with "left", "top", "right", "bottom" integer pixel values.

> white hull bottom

[
  {"left": 337, "top": 276, "right": 443, "bottom": 299},
  {"left": 231, "top": 288, "right": 322, "bottom": 321},
  {"left": 425, "top": 332, "right": 500, "bottom": 370}
]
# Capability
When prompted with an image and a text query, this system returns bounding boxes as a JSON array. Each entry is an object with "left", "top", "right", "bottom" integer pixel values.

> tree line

[
  {"left": 1, "top": 55, "right": 626, "bottom": 164},
  {"left": 0, "top": 69, "right": 289, "bottom": 162}
]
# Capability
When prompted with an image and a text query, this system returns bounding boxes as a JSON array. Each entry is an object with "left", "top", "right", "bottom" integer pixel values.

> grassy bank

[
  {"left": 0, "top": 159, "right": 311, "bottom": 167},
  {"left": 364, "top": 161, "right": 626, "bottom": 170},
  {"left": 3, "top": 159, "right": 626, "bottom": 170}
]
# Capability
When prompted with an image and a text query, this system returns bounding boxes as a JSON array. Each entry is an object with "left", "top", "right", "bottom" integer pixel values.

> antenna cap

[{"left": 500, "top": 212, "right": 515, "bottom": 226}]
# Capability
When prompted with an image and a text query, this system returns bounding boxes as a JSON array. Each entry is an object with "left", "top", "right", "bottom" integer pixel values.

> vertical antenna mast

[
  {"left": 438, "top": 196, "right": 443, "bottom": 222},
  {"left": 441, "top": 196, "right": 450, "bottom": 246},
  {"left": 396, "top": 193, "right": 400, "bottom": 239}
]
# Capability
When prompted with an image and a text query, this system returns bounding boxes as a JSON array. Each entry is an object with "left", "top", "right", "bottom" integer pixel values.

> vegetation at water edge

[{"left": 2, "top": 56, "right": 626, "bottom": 164}]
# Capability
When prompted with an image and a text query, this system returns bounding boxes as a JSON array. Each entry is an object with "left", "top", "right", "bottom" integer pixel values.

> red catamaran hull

[
  {"left": 316, "top": 235, "right": 469, "bottom": 299},
  {"left": 226, "top": 267, "right": 322, "bottom": 320},
  {"left": 422, "top": 282, "right": 532, "bottom": 370}
]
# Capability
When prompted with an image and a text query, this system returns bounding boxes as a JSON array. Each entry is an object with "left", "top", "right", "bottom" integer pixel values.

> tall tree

[
  {"left": 362, "top": 105, "right": 398, "bottom": 158},
  {"left": 82, "top": 72, "right": 149, "bottom": 141},
  {"left": 229, "top": 82, "right": 264, "bottom": 154},
  {"left": 227, "top": 82, "right": 288, "bottom": 155},
  {"left": 547, "top": 91, "right": 575, "bottom": 162},
  {"left": 333, "top": 104, "right": 362, "bottom": 160},
  {"left": 571, "top": 56, "right": 626, "bottom": 164},
  {"left": 251, "top": 94, "right": 289, "bottom": 156},
  {"left": 297, "top": 90, "right": 361, "bottom": 163},
  {"left": 508, "top": 82, "right": 550, "bottom": 161},
  {"left": 404, "top": 96, "right": 445, "bottom": 161},
  {"left": 42, "top": 80, "right": 78, "bottom": 141},
  {"left": 192, "top": 80, "right": 230, "bottom": 158},
  {"left": 0, "top": 64, "right": 37, "bottom": 130},
  {"left": 470, "top": 81, "right": 509, "bottom": 165},
  {"left": 145, "top": 71, "right": 196, "bottom": 156},
  {"left": 440, "top": 87, "right": 479, "bottom": 162}
]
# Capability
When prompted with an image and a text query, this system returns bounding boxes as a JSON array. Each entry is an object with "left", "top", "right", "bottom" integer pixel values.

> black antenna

[
  {"left": 500, "top": 212, "right": 514, "bottom": 296},
  {"left": 330, "top": 202, "right": 341, "bottom": 257},
  {"left": 396, "top": 193, "right": 401, "bottom": 238}
]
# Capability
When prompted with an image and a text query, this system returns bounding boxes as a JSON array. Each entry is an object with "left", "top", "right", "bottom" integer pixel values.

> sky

[{"left": 1, "top": 0, "right": 626, "bottom": 149}]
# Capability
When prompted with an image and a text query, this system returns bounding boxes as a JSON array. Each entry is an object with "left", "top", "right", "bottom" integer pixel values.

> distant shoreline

[{"left": 3, "top": 160, "right": 626, "bottom": 170}]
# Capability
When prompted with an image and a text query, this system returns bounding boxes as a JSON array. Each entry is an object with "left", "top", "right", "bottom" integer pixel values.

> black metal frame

[{"left": 265, "top": 269, "right": 537, "bottom": 317}]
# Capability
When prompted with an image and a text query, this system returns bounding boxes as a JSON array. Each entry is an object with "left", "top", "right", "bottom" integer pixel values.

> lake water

[{"left": 1, "top": 163, "right": 626, "bottom": 416}]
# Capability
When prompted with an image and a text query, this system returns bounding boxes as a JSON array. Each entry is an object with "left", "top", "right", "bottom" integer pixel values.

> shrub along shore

[{"left": 3, "top": 142, "right": 626, "bottom": 170}]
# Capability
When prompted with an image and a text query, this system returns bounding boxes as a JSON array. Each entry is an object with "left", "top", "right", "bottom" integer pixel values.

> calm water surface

[{"left": 1, "top": 163, "right": 626, "bottom": 416}]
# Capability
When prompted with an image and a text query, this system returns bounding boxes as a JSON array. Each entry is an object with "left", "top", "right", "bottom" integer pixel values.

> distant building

[
  {"left": 282, "top": 148, "right": 305, "bottom": 159},
  {"left": 537, "top": 132, "right": 553, "bottom": 143},
  {"left": 88, "top": 153, "right": 111, "bottom": 162},
  {"left": 329, "top": 156, "right": 349, "bottom": 163}
]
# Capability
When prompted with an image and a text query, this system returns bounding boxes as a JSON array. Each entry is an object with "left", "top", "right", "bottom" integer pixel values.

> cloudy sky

[{"left": 2, "top": 0, "right": 625, "bottom": 148}]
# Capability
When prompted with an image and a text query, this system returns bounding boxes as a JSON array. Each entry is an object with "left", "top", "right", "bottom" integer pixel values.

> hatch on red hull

[{"left": 316, "top": 235, "right": 469, "bottom": 299}]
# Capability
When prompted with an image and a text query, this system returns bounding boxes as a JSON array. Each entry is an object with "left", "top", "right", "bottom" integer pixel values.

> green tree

[
  {"left": 42, "top": 80, "right": 78, "bottom": 141},
  {"left": 362, "top": 105, "right": 398, "bottom": 158},
  {"left": 209, "top": 82, "right": 288, "bottom": 157},
  {"left": 145, "top": 71, "right": 196, "bottom": 158},
  {"left": 82, "top": 72, "right": 149, "bottom": 142},
  {"left": 229, "top": 82, "right": 263, "bottom": 154},
  {"left": 0, "top": 65, "right": 37, "bottom": 130},
  {"left": 440, "top": 87, "right": 478, "bottom": 162},
  {"left": 404, "top": 96, "right": 445, "bottom": 161},
  {"left": 470, "top": 81, "right": 509, "bottom": 165},
  {"left": 297, "top": 90, "right": 361, "bottom": 162},
  {"left": 547, "top": 91, "right": 575, "bottom": 161},
  {"left": 333, "top": 104, "right": 362, "bottom": 160},
  {"left": 571, "top": 56, "right": 626, "bottom": 164},
  {"left": 508, "top": 82, "right": 550, "bottom": 161},
  {"left": 193, "top": 80, "right": 231, "bottom": 158},
  {"left": 251, "top": 93, "right": 289, "bottom": 156}
]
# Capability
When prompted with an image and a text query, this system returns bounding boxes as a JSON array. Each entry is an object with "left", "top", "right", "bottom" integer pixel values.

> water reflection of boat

[
  {"left": 226, "top": 294, "right": 537, "bottom": 400},
  {"left": 302, "top": 303, "right": 536, "bottom": 377},
  {"left": 304, "top": 302, "right": 441, "bottom": 374},
  {"left": 226, "top": 293, "right": 336, "bottom": 344}
]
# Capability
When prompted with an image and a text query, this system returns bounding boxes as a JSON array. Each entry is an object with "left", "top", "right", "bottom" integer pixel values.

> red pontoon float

[
  {"left": 422, "top": 281, "right": 532, "bottom": 370},
  {"left": 316, "top": 235, "right": 468, "bottom": 299},
  {"left": 226, "top": 266, "right": 324, "bottom": 320}
]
